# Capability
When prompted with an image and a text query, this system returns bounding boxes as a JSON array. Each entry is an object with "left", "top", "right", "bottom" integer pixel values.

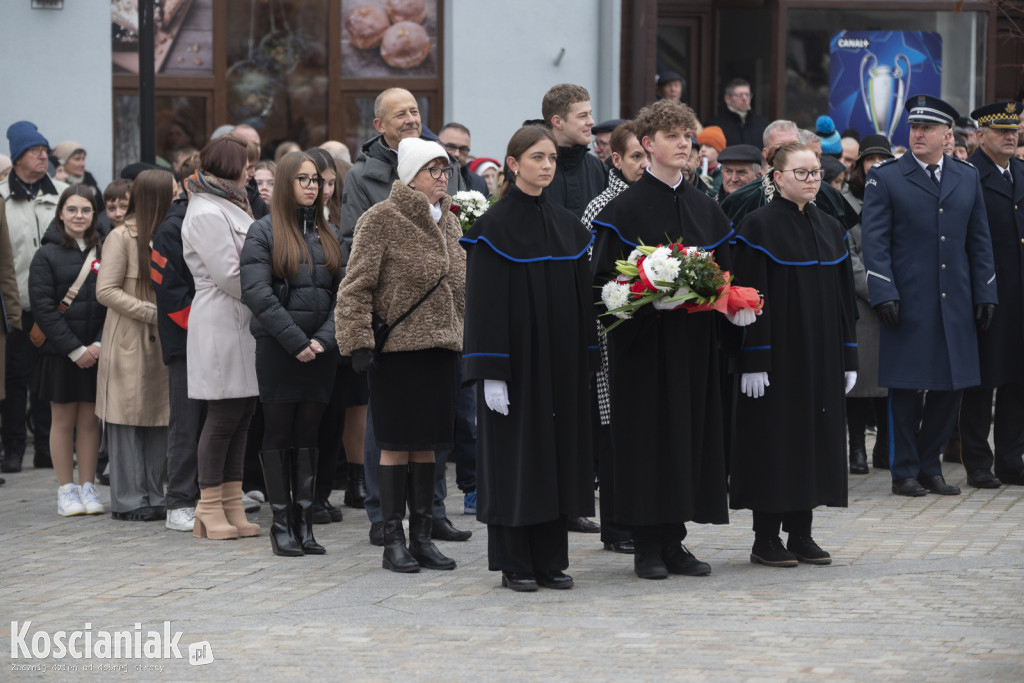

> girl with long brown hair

[
  {"left": 96, "top": 169, "right": 174, "bottom": 521},
  {"left": 240, "top": 151, "right": 344, "bottom": 556}
]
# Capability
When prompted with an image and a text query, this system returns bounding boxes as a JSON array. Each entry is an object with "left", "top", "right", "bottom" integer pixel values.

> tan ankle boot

[
  {"left": 194, "top": 485, "right": 239, "bottom": 540},
  {"left": 221, "top": 481, "right": 261, "bottom": 537}
]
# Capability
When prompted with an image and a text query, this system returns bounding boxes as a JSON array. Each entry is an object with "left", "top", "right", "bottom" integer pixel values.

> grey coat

[{"left": 842, "top": 191, "right": 885, "bottom": 398}]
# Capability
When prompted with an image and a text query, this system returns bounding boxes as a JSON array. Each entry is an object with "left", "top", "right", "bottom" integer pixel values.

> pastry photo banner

[
  {"left": 111, "top": 0, "right": 214, "bottom": 76},
  {"left": 341, "top": 0, "right": 438, "bottom": 78}
]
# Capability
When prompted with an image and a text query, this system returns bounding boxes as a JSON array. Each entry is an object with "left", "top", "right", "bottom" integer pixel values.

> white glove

[
  {"left": 844, "top": 371, "right": 858, "bottom": 395},
  {"left": 483, "top": 379, "right": 510, "bottom": 416},
  {"left": 726, "top": 308, "right": 758, "bottom": 327},
  {"left": 740, "top": 372, "right": 769, "bottom": 399}
]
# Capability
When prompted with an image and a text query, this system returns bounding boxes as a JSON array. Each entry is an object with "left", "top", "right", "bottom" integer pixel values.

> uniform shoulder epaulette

[
  {"left": 873, "top": 157, "right": 898, "bottom": 169},
  {"left": 950, "top": 156, "right": 975, "bottom": 169}
]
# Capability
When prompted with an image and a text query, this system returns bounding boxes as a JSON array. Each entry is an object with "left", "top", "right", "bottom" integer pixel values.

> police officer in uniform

[
  {"left": 861, "top": 94, "right": 997, "bottom": 497},
  {"left": 959, "top": 101, "right": 1024, "bottom": 487}
]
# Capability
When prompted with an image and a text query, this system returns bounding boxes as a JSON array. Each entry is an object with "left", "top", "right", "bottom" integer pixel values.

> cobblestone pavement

[{"left": 2, "top": 440, "right": 1022, "bottom": 681}]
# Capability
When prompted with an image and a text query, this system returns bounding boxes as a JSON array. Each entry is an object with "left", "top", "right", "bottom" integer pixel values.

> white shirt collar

[{"left": 912, "top": 153, "right": 944, "bottom": 178}]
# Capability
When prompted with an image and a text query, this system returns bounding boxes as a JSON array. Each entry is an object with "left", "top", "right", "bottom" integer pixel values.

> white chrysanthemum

[
  {"left": 627, "top": 248, "right": 644, "bottom": 264},
  {"left": 601, "top": 280, "right": 633, "bottom": 319},
  {"left": 642, "top": 248, "right": 681, "bottom": 289}
]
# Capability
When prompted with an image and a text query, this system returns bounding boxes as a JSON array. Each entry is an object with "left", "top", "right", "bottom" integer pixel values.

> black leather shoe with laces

[
  {"left": 750, "top": 535, "right": 798, "bottom": 567},
  {"left": 786, "top": 534, "right": 832, "bottom": 565}
]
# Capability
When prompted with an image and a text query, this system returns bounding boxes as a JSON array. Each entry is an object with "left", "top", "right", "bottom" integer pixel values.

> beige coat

[
  {"left": 0, "top": 175, "right": 68, "bottom": 309},
  {"left": 336, "top": 180, "right": 465, "bottom": 355},
  {"left": 0, "top": 197, "right": 24, "bottom": 401},
  {"left": 180, "top": 193, "right": 258, "bottom": 400},
  {"left": 95, "top": 220, "right": 169, "bottom": 426}
]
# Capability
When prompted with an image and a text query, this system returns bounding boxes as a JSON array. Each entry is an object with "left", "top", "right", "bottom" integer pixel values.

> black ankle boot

[
  {"left": 849, "top": 448, "right": 868, "bottom": 474},
  {"left": 407, "top": 462, "right": 456, "bottom": 570},
  {"left": 293, "top": 447, "right": 325, "bottom": 555},
  {"left": 379, "top": 465, "right": 419, "bottom": 573},
  {"left": 259, "top": 449, "right": 303, "bottom": 557},
  {"left": 344, "top": 463, "right": 367, "bottom": 509}
]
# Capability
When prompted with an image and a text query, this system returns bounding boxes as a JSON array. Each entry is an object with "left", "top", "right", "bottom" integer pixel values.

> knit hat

[
  {"left": 7, "top": 121, "right": 49, "bottom": 163},
  {"left": 397, "top": 138, "right": 449, "bottom": 186},
  {"left": 53, "top": 141, "right": 86, "bottom": 165},
  {"left": 468, "top": 157, "right": 501, "bottom": 176},
  {"left": 697, "top": 126, "right": 726, "bottom": 153},
  {"left": 814, "top": 116, "right": 843, "bottom": 156}
]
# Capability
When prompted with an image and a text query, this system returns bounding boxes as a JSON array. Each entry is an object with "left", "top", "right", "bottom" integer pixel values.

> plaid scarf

[{"left": 186, "top": 171, "right": 253, "bottom": 218}]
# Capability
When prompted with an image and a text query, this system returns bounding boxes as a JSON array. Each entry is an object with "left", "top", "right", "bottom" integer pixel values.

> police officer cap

[
  {"left": 592, "top": 119, "right": 626, "bottom": 134},
  {"left": 718, "top": 144, "right": 764, "bottom": 165},
  {"left": 905, "top": 94, "right": 958, "bottom": 127},
  {"left": 970, "top": 101, "right": 1023, "bottom": 130}
]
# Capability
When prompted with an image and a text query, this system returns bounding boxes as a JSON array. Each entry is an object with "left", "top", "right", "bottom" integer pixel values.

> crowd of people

[{"left": 1, "top": 76, "right": 1022, "bottom": 591}]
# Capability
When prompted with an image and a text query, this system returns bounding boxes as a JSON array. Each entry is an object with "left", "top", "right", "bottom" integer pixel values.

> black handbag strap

[{"left": 374, "top": 273, "right": 445, "bottom": 352}]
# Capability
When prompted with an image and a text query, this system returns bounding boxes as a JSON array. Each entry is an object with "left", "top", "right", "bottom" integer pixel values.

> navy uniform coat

[
  {"left": 968, "top": 149, "right": 1024, "bottom": 387},
  {"left": 861, "top": 153, "right": 997, "bottom": 391}
]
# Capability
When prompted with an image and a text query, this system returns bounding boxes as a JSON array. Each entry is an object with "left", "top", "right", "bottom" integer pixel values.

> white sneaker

[
  {"left": 57, "top": 483, "right": 86, "bottom": 516},
  {"left": 241, "top": 492, "right": 260, "bottom": 513},
  {"left": 245, "top": 490, "right": 265, "bottom": 503},
  {"left": 79, "top": 482, "right": 105, "bottom": 514},
  {"left": 165, "top": 507, "right": 196, "bottom": 532}
]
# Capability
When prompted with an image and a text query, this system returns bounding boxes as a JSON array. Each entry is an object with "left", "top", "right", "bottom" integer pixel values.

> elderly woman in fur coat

[{"left": 336, "top": 138, "right": 466, "bottom": 574}]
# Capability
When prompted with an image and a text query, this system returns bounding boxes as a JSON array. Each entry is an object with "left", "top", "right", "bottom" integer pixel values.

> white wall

[
  {"left": 0, "top": 3, "right": 113, "bottom": 187},
  {"left": 443, "top": 0, "right": 620, "bottom": 163}
]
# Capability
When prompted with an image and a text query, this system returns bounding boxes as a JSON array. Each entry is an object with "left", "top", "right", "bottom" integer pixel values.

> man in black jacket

[
  {"left": 708, "top": 78, "right": 770, "bottom": 148},
  {"left": 541, "top": 83, "right": 608, "bottom": 219},
  {"left": 438, "top": 122, "right": 489, "bottom": 195},
  {"left": 151, "top": 163, "right": 203, "bottom": 532}
]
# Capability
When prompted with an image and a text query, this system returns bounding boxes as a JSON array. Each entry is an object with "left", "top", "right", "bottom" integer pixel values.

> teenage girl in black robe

[{"left": 461, "top": 125, "right": 598, "bottom": 592}]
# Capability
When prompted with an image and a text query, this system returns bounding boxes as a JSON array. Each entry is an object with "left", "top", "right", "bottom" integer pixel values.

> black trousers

[
  {"left": 959, "top": 383, "right": 1024, "bottom": 477},
  {"left": 753, "top": 510, "right": 812, "bottom": 537},
  {"left": 888, "top": 388, "right": 961, "bottom": 481},
  {"left": 487, "top": 518, "right": 568, "bottom": 574},
  {"left": 2, "top": 311, "right": 51, "bottom": 457},
  {"left": 593, "top": 390, "right": 630, "bottom": 544}
]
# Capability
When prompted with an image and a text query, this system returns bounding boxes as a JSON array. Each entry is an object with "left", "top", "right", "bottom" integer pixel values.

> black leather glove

[
  {"left": 350, "top": 348, "right": 376, "bottom": 374},
  {"left": 875, "top": 300, "right": 900, "bottom": 328},
  {"left": 975, "top": 303, "right": 997, "bottom": 331}
]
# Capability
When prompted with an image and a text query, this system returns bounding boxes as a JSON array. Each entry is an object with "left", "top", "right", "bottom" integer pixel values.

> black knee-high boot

[
  {"left": 407, "top": 462, "right": 456, "bottom": 570},
  {"left": 379, "top": 464, "right": 419, "bottom": 573},
  {"left": 846, "top": 398, "right": 869, "bottom": 474},
  {"left": 293, "top": 447, "right": 325, "bottom": 554},
  {"left": 260, "top": 449, "right": 303, "bottom": 557}
]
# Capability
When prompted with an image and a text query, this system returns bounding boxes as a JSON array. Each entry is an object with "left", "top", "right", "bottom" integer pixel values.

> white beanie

[{"left": 397, "top": 138, "right": 449, "bottom": 186}]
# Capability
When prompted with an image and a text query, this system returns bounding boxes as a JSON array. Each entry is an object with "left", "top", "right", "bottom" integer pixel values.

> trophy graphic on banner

[{"left": 859, "top": 53, "right": 911, "bottom": 138}]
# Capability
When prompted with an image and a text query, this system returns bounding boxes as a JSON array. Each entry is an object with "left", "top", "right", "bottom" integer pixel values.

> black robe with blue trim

[
  {"left": 590, "top": 171, "right": 734, "bottom": 527},
  {"left": 461, "top": 184, "right": 598, "bottom": 527},
  {"left": 730, "top": 195, "right": 858, "bottom": 513}
]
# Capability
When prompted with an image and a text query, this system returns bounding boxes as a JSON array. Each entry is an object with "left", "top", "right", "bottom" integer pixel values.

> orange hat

[{"left": 697, "top": 126, "right": 726, "bottom": 153}]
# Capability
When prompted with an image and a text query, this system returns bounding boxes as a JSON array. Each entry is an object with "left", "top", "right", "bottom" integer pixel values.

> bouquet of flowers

[
  {"left": 450, "top": 190, "right": 493, "bottom": 232},
  {"left": 599, "top": 242, "right": 763, "bottom": 333}
]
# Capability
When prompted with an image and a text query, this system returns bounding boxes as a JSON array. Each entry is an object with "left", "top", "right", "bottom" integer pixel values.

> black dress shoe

[
  {"left": 312, "top": 500, "right": 334, "bottom": 524},
  {"left": 501, "top": 572, "right": 538, "bottom": 592},
  {"left": 112, "top": 507, "right": 155, "bottom": 521},
  {"left": 603, "top": 539, "right": 636, "bottom": 554},
  {"left": 535, "top": 570, "right": 574, "bottom": 589},
  {"left": 634, "top": 552, "right": 669, "bottom": 579},
  {"left": 966, "top": 470, "right": 1002, "bottom": 489},
  {"left": 995, "top": 469, "right": 1024, "bottom": 486},
  {"left": 369, "top": 521, "right": 384, "bottom": 546},
  {"left": 1, "top": 452, "right": 22, "bottom": 473},
  {"left": 431, "top": 517, "right": 472, "bottom": 542},
  {"left": 567, "top": 516, "right": 600, "bottom": 533},
  {"left": 849, "top": 448, "right": 869, "bottom": 474},
  {"left": 663, "top": 545, "right": 711, "bottom": 576},
  {"left": 891, "top": 478, "right": 928, "bottom": 497},
  {"left": 750, "top": 535, "right": 798, "bottom": 567},
  {"left": 786, "top": 535, "right": 832, "bottom": 565},
  {"left": 917, "top": 474, "right": 960, "bottom": 495}
]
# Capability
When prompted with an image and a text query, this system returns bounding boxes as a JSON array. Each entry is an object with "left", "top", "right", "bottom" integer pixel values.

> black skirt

[
  {"left": 339, "top": 362, "right": 370, "bottom": 407},
  {"left": 255, "top": 336, "right": 339, "bottom": 404},
  {"left": 368, "top": 348, "right": 457, "bottom": 451},
  {"left": 35, "top": 353, "right": 98, "bottom": 404}
]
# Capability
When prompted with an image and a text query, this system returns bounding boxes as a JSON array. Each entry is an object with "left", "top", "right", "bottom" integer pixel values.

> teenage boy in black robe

[{"left": 590, "top": 100, "right": 751, "bottom": 580}]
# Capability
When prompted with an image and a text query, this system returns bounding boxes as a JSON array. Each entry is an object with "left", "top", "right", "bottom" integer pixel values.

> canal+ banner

[{"left": 829, "top": 30, "right": 942, "bottom": 146}]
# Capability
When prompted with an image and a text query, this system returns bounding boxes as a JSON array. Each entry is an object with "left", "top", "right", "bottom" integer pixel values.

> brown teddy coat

[{"left": 336, "top": 180, "right": 465, "bottom": 355}]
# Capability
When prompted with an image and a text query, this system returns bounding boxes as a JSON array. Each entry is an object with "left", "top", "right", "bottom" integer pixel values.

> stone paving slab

[{"left": 1, "top": 446, "right": 1022, "bottom": 681}]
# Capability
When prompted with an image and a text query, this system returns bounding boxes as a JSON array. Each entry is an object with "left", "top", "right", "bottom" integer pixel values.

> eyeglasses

[
  {"left": 782, "top": 168, "right": 825, "bottom": 181},
  {"left": 424, "top": 166, "right": 455, "bottom": 180},
  {"left": 63, "top": 206, "right": 93, "bottom": 215},
  {"left": 27, "top": 146, "right": 49, "bottom": 157},
  {"left": 442, "top": 142, "right": 470, "bottom": 155},
  {"left": 295, "top": 175, "right": 324, "bottom": 188}
]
